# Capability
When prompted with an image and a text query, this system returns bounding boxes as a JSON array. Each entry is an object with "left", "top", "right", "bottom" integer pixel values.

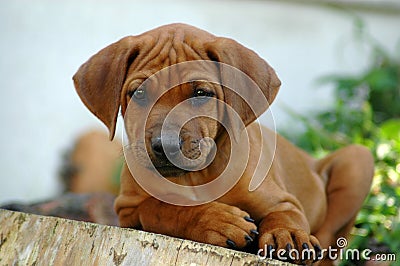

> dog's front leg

[
  {"left": 258, "top": 206, "right": 321, "bottom": 265},
  {"left": 137, "top": 197, "right": 258, "bottom": 249}
]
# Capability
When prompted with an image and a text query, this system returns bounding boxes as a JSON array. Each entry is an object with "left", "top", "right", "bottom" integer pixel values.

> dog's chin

[{"left": 153, "top": 165, "right": 188, "bottom": 178}]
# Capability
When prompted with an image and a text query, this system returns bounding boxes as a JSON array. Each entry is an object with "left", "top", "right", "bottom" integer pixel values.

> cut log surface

[{"left": 0, "top": 209, "right": 293, "bottom": 266}]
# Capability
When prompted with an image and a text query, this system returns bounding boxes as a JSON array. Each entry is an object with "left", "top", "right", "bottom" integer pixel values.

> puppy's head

[{"left": 73, "top": 23, "right": 280, "bottom": 178}]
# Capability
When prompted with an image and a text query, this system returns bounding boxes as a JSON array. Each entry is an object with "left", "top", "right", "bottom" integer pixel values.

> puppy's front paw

[
  {"left": 259, "top": 228, "right": 321, "bottom": 265},
  {"left": 186, "top": 202, "right": 258, "bottom": 249}
]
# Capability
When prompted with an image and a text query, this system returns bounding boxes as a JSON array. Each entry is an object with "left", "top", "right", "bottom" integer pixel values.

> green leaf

[
  {"left": 379, "top": 119, "right": 400, "bottom": 140},
  {"left": 364, "top": 68, "right": 398, "bottom": 91}
]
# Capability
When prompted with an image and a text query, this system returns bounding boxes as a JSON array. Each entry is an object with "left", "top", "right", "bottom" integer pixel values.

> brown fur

[{"left": 67, "top": 130, "right": 122, "bottom": 194}]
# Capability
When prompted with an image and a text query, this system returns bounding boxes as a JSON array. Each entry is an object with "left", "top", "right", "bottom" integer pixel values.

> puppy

[{"left": 73, "top": 23, "right": 374, "bottom": 265}]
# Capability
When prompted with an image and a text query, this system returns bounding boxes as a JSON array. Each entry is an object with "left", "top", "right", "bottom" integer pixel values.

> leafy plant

[{"left": 280, "top": 20, "right": 400, "bottom": 265}]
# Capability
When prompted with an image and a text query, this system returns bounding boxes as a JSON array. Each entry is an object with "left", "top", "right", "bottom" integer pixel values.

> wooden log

[{"left": 0, "top": 209, "right": 293, "bottom": 265}]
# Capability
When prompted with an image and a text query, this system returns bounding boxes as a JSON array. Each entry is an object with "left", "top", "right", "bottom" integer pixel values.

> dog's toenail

[
  {"left": 314, "top": 245, "right": 322, "bottom": 261},
  {"left": 250, "top": 229, "right": 259, "bottom": 235},
  {"left": 245, "top": 235, "right": 253, "bottom": 244},
  {"left": 302, "top": 243, "right": 309, "bottom": 250},
  {"left": 267, "top": 244, "right": 274, "bottom": 254},
  {"left": 226, "top": 239, "right": 237, "bottom": 248},
  {"left": 244, "top": 216, "right": 255, "bottom": 223}
]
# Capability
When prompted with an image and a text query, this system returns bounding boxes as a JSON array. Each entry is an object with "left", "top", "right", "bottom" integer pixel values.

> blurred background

[
  {"left": 0, "top": 0, "right": 398, "bottom": 204},
  {"left": 1, "top": 1, "right": 399, "bottom": 263}
]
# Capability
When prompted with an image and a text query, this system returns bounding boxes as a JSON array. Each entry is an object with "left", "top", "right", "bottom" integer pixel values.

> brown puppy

[{"left": 73, "top": 23, "right": 374, "bottom": 265}]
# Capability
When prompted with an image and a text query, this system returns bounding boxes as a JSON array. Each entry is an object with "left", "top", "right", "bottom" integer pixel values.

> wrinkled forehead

[{"left": 125, "top": 59, "right": 221, "bottom": 91}]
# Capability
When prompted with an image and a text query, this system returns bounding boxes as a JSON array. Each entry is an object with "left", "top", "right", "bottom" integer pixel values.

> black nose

[{"left": 151, "top": 136, "right": 182, "bottom": 159}]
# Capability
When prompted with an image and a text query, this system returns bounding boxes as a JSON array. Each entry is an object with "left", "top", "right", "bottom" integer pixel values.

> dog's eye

[
  {"left": 193, "top": 88, "right": 214, "bottom": 98},
  {"left": 129, "top": 88, "right": 146, "bottom": 100},
  {"left": 190, "top": 88, "right": 215, "bottom": 106}
]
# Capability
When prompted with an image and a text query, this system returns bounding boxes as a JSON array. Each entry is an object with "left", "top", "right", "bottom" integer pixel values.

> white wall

[{"left": 1, "top": 0, "right": 399, "bottom": 204}]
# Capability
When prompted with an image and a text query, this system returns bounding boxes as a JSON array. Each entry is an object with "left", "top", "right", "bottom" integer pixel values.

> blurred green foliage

[{"left": 280, "top": 21, "right": 400, "bottom": 265}]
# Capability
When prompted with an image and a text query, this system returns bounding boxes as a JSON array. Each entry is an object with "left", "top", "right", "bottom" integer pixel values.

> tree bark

[{"left": 0, "top": 209, "right": 292, "bottom": 265}]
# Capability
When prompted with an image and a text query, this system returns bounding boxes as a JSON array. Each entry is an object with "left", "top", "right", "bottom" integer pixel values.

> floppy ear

[
  {"left": 205, "top": 38, "right": 281, "bottom": 128},
  {"left": 73, "top": 36, "right": 140, "bottom": 140}
]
